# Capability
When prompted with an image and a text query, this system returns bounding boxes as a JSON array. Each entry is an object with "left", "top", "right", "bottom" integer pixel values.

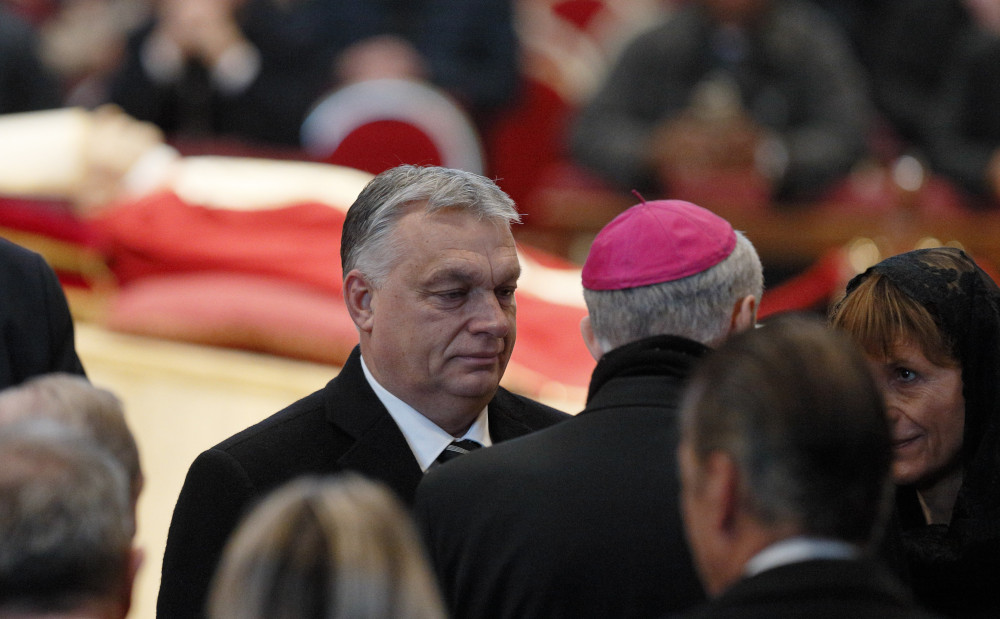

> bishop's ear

[
  {"left": 730, "top": 294, "right": 757, "bottom": 335},
  {"left": 580, "top": 315, "right": 605, "bottom": 361}
]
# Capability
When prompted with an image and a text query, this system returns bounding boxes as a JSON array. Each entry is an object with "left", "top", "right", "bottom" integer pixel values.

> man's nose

[{"left": 470, "top": 293, "right": 510, "bottom": 338}]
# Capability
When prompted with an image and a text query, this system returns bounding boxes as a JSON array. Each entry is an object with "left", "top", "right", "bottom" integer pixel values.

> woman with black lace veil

[{"left": 830, "top": 247, "right": 1000, "bottom": 617}]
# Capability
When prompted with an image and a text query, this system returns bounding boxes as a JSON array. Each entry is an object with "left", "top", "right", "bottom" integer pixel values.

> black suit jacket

[
  {"left": 157, "top": 346, "right": 568, "bottom": 618},
  {"left": 680, "top": 559, "right": 942, "bottom": 619},
  {"left": 414, "top": 335, "right": 709, "bottom": 619},
  {"left": 0, "top": 237, "right": 86, "bottom": 387}
]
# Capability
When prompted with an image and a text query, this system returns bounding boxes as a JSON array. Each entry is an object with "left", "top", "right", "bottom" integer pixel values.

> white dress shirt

[
  {"left": 360, "top": 355, "right": 492, "bottom": 472},
  {"left": 743, "top": 536, "right": 860, "bottom": 579}
]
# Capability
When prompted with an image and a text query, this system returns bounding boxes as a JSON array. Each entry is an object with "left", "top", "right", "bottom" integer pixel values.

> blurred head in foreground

[{"left": 209, "top": 473, "right": 446, "bottom": 619}]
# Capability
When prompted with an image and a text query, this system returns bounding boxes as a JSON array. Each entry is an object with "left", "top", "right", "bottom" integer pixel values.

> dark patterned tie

[{"left": 434, "top": 439, "right": 483, "bottom": 466}]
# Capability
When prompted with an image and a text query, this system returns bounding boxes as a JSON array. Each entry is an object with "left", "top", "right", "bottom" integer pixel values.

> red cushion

[
  {"left": 106, "top": 273, "right": 359, "bottom": 366},
  {"left": 92, "top": 191, "right": 346, "bottom": 293},
  {"left": 0, "top": 196, "right": 109, "bottom": 293}
]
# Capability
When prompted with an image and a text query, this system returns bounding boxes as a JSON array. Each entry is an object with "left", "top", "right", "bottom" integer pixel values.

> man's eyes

[{"left": 430, "top": 285, "right": 516, "bottom": 303}]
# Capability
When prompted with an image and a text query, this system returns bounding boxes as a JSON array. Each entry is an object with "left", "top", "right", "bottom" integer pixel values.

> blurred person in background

[
  {"left": 35, "top": 0, "right": 150, "bottom": 107},
  {"left": 0, "top": 2, "right": 62, "bottom": 113},
  {"left": 106, "top": 0, "right": 519, "bottom": 149},
  {"left": 108, "top": 0, "right": 380, "bottom": 147},
  {"left": 335, "top": 0, "right": 519, "bottom": 132},
  {"left": 922, "top": 0, "right": 1000, "bottom": 209},
  {"left": 849, "top": 0, "right": 1000, "bottom": 210},
  {"left": 570, "top": 0, "right": 873, "bottom": 206}
]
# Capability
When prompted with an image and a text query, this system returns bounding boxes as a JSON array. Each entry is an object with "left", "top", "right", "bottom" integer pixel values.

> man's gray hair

[
  {"left": 584, "top": 231, "right": 763, "bottom": 350},
  {"left": 0, "top": 373, "right": 142, "bottom": 505},
  {"left": 341, "top": 165, "right": 520, "bottom": 286},
  {"left": 0, "top": 420, "right": 133, "bottom": 613}
]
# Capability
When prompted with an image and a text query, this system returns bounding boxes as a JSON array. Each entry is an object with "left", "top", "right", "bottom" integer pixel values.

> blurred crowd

[
  {"left": 0, "top": 0, "right": 517, "bottom": 145},
  {"left": 569, "top": 0, "right": 1000, "bottom": 210},
  {"left": 3, "top": 0, "right": 1000, "bottom": 211}
]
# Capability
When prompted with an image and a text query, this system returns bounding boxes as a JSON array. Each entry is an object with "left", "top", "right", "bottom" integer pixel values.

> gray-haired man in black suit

[{"left": 157, "top": 165, "right": 568, "bottom": 618}]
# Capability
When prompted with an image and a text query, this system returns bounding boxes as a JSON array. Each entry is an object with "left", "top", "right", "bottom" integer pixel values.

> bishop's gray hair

[{"left": 584, "top": 231, "right": 762, "bottom": 350}]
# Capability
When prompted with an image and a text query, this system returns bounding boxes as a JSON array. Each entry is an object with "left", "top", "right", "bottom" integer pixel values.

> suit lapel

[
  {"left": 339, "top": 414, "right": 424, "bottom": 504},
  {"left": 324, "top": 347, "right": 423, "bottom": 503}
]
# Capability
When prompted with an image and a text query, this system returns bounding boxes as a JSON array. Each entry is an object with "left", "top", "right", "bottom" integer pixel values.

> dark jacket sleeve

[
  {"left": 157, "top": 448, "right": 255, "bottom": 619},
  {"left": 0, "top": 239, "right": 85, "bottom": 387},
  {"left": 36, "top": 252, "right": 86, "bottom": 379}
]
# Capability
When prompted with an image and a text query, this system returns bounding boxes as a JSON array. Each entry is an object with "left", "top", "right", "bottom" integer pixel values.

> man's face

[{"left": 362, "top": 207, "right": 520, "bottom": 417}]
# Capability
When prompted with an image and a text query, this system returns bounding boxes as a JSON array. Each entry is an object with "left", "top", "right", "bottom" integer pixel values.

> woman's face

[{"left": 867, "top": 338, "right": 965, "bottom": 488}]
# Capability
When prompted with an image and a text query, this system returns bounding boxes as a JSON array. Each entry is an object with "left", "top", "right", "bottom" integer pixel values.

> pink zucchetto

[{"left": 581, "top": 199, "right": 737, "bottom": 291}]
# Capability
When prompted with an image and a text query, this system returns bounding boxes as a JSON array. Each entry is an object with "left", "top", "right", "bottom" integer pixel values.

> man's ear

[
  {"left": 580, "top": 315, "right": 605, "bottom": 361},
  {"left": 730, "top": 295, "right": 757, "bottom": 334},
  {"left": 687, "top": 451, "right": 748, "bottom": 597},
  {"left": 703, "top": 451, "right": 741, "bottom": 539},
  {"left": 117, "top": 546, "right": 144, "bottom": 619},
  {"left": 344, "top": 269, "right": 375, "bottom": 332}
]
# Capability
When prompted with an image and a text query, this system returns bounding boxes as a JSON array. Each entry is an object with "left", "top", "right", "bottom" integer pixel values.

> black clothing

[
  {"left": 110, "top": 0, "right": 378, "bottom": 146},
  {"left": 0, "top": 7, "right": 62, "bottom": 114},
  {"left": 157, "top": 346, "right": 567, "bottom": 618},
  {"left": 0, "top": 238, "right": 86, "bottom": 387},
  {"left": 681, "top": 559, "right": 941, "bottom": 619},
  {"left": 380, "top": 0, "right": 519, "bottom": 119},
  {"left": 415, "top": 335, "right": 709, "bottom": 619},
  {"left": 867, "top": 0, "right": 971, "bottom": 147},
  {"left": 926, "top": 32, "right": 1000, "bottom": 203}
]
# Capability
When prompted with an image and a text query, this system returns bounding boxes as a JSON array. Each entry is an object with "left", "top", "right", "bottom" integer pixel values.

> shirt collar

[
  {"left": 360, "top": 355, "right": 491, "bottom": 471},
  {"left": 743, "top": 536, "right": 859, "bottom": 578}
]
